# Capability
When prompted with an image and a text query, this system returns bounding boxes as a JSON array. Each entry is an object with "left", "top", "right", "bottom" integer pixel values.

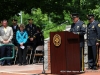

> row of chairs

[{"left": 14, "top": 45, "right": 44, "bottom": 64}]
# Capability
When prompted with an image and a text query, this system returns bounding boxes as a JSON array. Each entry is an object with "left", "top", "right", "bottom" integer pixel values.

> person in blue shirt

[{"left": 16, "top": 24, "right": 28, "bottom": 65}]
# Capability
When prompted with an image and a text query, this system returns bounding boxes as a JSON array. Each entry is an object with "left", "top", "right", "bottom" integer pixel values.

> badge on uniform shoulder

[
  {"left": 33, "top": 27, "right": 34, "bottom": 29},
  {"left": 98, "top": 24, "right": 100, "bottom": 27},
  {"left": 92, "top": 25, "right": 94, "bottom": 28},
  {"left": 83, "top": 24, "right": 85, "bottom": 28},
  {"left": 27, "top": 28, "right": 29, "bottom": 31},
  {"left": 77, "top": 26, "right": 79, "bottom": 29}
]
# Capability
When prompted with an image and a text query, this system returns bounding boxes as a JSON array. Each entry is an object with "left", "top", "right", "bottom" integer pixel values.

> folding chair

[
  {"left": 14, "top": 46, "right": 18, "bottom": 65},
  {"left": 33, "top": 45, "right": 44, "bottom": 63},
  {"left": 26, "top": 46, "right": 33, "bottom": 64}
]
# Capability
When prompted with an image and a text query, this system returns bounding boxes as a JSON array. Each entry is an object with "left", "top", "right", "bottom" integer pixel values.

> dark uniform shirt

[
  {"left": 70, "top": 20, "right": 86, "bottom": 47},
  {"left": 25, "top": 24, "right": 37, "bottom": 44},
  {"left": 87, "top": 20, "right": 100, "bottom": 46},
  {"left": 11, "top": 25, "right": 19, "bottom": 45},
  {"left": 35, "top": 32, "right": 44, "bottom": 46}
]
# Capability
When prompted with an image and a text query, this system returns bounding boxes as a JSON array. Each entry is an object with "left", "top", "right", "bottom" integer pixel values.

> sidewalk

[{"left": 0, "top": 64, "right": 100, "bottom": 75}]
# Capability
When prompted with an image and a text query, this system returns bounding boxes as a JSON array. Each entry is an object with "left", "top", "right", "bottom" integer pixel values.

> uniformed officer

[
  {"left": 87, "top": 14, "right": 100, "bottom": 70},
  {"left": 70, "top": 13, "right": 86, "bottom": 71},
  {"left": 10, "top": 19, "right": 19, "bottom": 64},
  {"left": 25, "top": 18, "right": 37, "bottom": 64},
  {"left": 34, "top": 27, "right": 44, "bottom": 63},
  {"left": 36, "top": 27, "right": 44, "bottom": 46},
  {"left": 11, "top": 19, "right": 19, "bottom": 46}
]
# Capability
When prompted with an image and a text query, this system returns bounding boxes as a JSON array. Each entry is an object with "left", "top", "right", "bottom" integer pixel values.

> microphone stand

[{"left": 42, "top": 45, "right": 45, "bottom": 73}]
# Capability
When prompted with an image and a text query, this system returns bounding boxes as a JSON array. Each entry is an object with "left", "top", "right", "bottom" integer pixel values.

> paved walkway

[
  {"left": 0, "top": 64, "right": 43, "bottom": 75},
  {"left": 78, "top": 68, "right": 100, "bottom": 75},
  {"left": 0, "top": 64, "right": 100, "bottom": 75}
]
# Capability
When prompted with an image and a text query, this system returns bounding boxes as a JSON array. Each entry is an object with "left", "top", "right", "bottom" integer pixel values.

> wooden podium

[{"left": 50, "top": 31, "right": 80, "bottom": 75}]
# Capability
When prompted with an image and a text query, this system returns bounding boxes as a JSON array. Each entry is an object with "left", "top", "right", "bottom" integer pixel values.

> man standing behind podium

[
  {"left": 0, "top": 20, "right": 13, "bottom": 66},
  {"left": 70, "top": 13, "right": 86, "bottom": 71}
]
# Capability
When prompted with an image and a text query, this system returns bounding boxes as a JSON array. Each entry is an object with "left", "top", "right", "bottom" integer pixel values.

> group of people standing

[
  {"left": 0, "top": 18, "right": 44, "bottom": 66},
  {"left": 70, "top": 13, "right": 100, "bottom": 70},
  {"left": 0, "top": 13, "right": 100, "bottom": 71}
]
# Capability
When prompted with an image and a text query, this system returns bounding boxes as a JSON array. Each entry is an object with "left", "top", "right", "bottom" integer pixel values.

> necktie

[
  {"left": 14, "top": 26, "right": 16, "bottom": 29},
  {"left": 4, "top": 28, "right": 7, "bottom": 33},
  {"left": 30, "top": 25, "right": 32, "bottom": 27}
]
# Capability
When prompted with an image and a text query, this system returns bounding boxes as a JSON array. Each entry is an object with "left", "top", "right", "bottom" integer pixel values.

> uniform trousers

[
  {"left": 27, "top": 39, "right": 37, "bottom": 64},
  {"left": 80, "top": 47, "right": 84, "bottom": 71},
  {"left": 88, "top": 46, "right": 97, "bottom": 68}
]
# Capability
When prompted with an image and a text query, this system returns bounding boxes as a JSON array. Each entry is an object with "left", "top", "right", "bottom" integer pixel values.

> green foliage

[
  {"left": 1, "top": 0, "right": 100, "bottom": 38},
  {"left": 31, "top": 8, "right": 49, "bottom": 28},
  {"left": 90, "top": 5, "right": 100, "bottom": 21},
  {"left": 10, "top": 8, "right": 49, "bottom": 28},
  {"left": 0, "top": 0, "right": 100, "bottom": 21},
  {"left": 43, "top": 24, "right": 67, "bottom": 38},
  {"left": 63, "top": 10, "right": 72, "bottom": 24}
]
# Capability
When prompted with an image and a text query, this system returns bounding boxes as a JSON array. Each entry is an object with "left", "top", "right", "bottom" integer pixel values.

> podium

[{"left": 50, "top": 31, "right": 80, "bottom": 75}]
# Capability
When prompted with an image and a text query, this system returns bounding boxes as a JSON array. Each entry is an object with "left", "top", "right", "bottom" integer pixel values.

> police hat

[
  {"left": 71, "top": 13, "right": 79, "bottom": 18},
  {"left": 87, "top": 14, "right": 94, "bottom": 20},
  {"left": 12, "top": 19, "right": 17, "bottom": 21}
]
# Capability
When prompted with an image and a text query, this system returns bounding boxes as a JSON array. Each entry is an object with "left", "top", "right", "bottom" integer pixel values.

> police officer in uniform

[
  {"left": 87, "top": 14, "right": 100, "bottom": 70},
  {"left": 11, "top": 19, "right": 19, "bottom": 46},
  {"left": 11, "top": 19, "right": 19, "bottom": 64},
  {"left": 36, "top": 27, "right": 44, "bottom": 46},
  {"left": 70, "top": 13, "right": 86, "bottom": 71},
  {"left": 25, "top": 18, "right": 37, "bottom": 64},
  {"left": 34, "top": 27, "right": 44, "bottom": 63}
]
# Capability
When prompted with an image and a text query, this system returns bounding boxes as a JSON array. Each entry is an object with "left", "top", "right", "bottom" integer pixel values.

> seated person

[
  {"left": 11, "top": 19, "right": 19, "bottom": 64},
  {"left": 36, "top": 27, "right": 44, "bottom": 46},
  {"left": 34, "top": 27, "right": 44, "bottom": 63},
  {"left": 0, "top": 19, "right": 13, "bottom": 66},
  {"left": 16, "top": 24, "right": 28, "bottom": 65}
]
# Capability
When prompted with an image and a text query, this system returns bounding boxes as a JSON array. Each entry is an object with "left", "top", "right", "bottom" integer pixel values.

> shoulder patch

[
  {"left": 92, "top": 25, "right": 94, "bottom": 28},
  {"left": 82, "top": 24, "right": 86, "bottom": 28},
  {"left": 98, "top": 24, "right": 100, "bottom": 27},
  {"left": 77, "top": 26, "right": 79, "bottom": 29}
]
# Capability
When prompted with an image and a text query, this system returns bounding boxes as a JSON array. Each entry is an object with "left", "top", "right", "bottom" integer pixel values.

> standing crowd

[
  {"left": 0, "top": 18, "right": 44, "bottom": 66},
  {"left": 0, "top": 13, "right": 100, "bottom": 71}
]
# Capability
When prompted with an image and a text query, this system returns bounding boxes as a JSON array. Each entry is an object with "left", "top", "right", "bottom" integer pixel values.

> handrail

[{"left": 0, "top": 44, "right": 15, "bottom": 61}]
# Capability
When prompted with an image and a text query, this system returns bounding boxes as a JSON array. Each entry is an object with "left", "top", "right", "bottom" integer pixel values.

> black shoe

[
  {"left": 87, "top": 67, "right": 93, "bottom": 70},
  {"left": 92, "top": 67, "right": 98, "bottom": 70}
]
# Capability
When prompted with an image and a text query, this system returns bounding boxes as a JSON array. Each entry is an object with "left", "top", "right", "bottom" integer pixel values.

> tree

[{"left": 0, "top": 0, "right": 100, "bottom": 21}]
